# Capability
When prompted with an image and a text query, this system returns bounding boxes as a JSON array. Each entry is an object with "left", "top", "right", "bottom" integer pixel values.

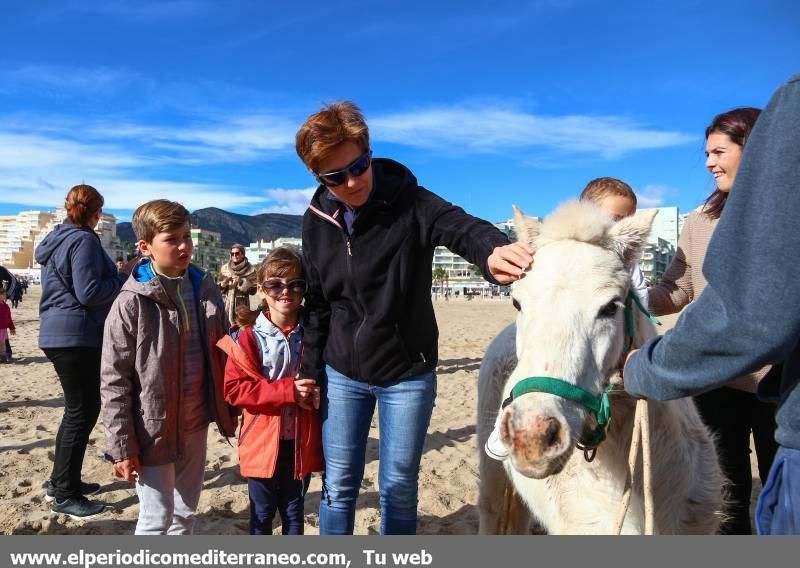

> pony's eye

[
  {"left": 598, "top": 300, "right": 619, "bottom": 318},
  {"left": 512, "top": 299, "right": 521, "bottom": 312}
]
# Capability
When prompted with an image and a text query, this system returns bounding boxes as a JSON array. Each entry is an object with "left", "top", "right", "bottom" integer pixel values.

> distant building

[
  {"left": 493, "top": 219, "right": 516, "bottom": 241},
  {"left": 191, "top": 228, "right": 228, "bottom": 274},
  {"left": 639, "top": 206, "right": 679, "bottom": 249},
  {"left": 0, "top": 210, "right": 56, "bottom": 268},
  {"left": 432, "top": 247, "right": 473, "bottom": 278},
  {"left": 493, "top": 215, "right": 540, "bottom": 242},
  {"left": 245, "top": 237, "right": 303, "bottom": 265},
  {"left": 640, "top": 236, "right": 676, "bottom": 283}
]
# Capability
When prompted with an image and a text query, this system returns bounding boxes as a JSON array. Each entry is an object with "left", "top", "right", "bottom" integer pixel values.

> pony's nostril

[
  {"left": 543, "top": 418, "right": 561, "bottom": 449},
  {"left": 500, "top": 410, "right": 513, "bottom": 445}
]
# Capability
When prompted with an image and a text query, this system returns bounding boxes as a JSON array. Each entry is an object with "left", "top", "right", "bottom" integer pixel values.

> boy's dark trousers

[{"left": 247, "top": 440, "right": 310, "bottom": 535}]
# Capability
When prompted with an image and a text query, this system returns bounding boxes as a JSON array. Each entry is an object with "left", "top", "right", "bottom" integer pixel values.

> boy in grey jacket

[{"left": 100, "top": 200, "right": 237, "bottom": 535}]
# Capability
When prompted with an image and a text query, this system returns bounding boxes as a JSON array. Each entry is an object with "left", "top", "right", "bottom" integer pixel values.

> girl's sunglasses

[
  {"left": 260, "top": 278, "right": 307, "bottom": 297},
  {"left": 314, "top": 150, "right": 372, "bottom": 187}
]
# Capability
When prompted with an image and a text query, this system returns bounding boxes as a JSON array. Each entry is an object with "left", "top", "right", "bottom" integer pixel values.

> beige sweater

[{"left": 648, "top": 209, "right": 767, "bottom": 392}]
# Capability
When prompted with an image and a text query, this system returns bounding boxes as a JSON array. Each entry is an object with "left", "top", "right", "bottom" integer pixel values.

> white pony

[{"left": 477, "top": 202, "right": 725, "bottom": 535}]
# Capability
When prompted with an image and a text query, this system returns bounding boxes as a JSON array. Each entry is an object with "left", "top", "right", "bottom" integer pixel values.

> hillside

[{"left": 117, "top": 207, "right": 303, "bottom": 247}]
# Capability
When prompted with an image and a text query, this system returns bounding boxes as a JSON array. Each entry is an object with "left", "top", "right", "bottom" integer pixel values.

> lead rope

[
  {"left": 611, "top": 293, "right": 656, "bottom": 535},
  {"left": 612, "top": 398, "right": 654, "bottom": 534},
  {"left": 612, "top": 294, "right": 656, "bottom": 535}
]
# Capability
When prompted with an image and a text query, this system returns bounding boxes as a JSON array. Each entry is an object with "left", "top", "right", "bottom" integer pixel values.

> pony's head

[{"left": 499, "top": 200, "right": 656, "bottom": 478}]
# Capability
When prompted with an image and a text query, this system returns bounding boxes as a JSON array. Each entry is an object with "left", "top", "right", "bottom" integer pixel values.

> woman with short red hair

[
  {"left": 36, "top": 184, "right": 124, "bottom": 519},
  {"left": 295, "top": 101, "right": 533, "bottom": 534}
]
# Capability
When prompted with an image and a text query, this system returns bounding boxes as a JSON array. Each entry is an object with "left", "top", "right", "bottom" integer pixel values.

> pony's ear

[
  {"left": 512, "top": 205, "right": 540, "bottom": 248},
  {"left": 608, "top": 209, "right": 658, "bottom": 267}
]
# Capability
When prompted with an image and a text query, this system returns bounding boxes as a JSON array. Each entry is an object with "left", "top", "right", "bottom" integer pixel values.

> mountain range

[{"left": 117, "top": 207, "right": 304, "bottom": 247}]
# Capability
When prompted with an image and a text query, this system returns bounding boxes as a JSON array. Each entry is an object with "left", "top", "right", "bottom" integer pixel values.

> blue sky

[{"left": 0, "top": 0, "right": 798, "bottom": 223}]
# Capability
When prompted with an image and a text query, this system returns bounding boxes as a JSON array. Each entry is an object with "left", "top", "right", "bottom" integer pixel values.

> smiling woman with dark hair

[
  {"left": 646, "top": 107, "right": 778, "bottom": 534},
  {"left": 294, "top": 101, "right": 533, "bottom": 535}
]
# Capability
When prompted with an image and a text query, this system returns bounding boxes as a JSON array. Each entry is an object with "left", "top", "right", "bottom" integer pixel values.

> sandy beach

[{"left": 0, "top": 287, "right": 760, "bottom": 535}]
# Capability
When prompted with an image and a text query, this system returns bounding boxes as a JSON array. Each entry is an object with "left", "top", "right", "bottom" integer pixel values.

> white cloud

[
  {"left": 637, "top": 184, "right": 675, "bottom": 208},
  {"left": 85, "top": 114, "right": 296, "bottom": 164},
  {"left": 0, "top": 93, "right": 696, "bottom": 215},
  {"left": 0, "top": 132, "right": 145, "bottom": 171},
  {"left": 253, "top": 187, "right": 316, "bottom": 215},
  {"left": 0, "top": 65, "right": 147, "bottom": 98},
  {"left": 0, "top": 130, "right": 269, "bottom": 211},
  {"left": 371, "top": 106, "right": 694, "bottom": 158},
  {"left": 0, "top": 176, "right": 264, "bottom": 211}
]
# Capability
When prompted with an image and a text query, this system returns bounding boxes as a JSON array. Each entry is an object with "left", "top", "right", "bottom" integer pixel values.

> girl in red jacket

[
  {"left": 219, "top": 247, "right": 322, "bottom": 535},
  {"left": 0, "top": 290, "right": 15, "bottom": 363}
]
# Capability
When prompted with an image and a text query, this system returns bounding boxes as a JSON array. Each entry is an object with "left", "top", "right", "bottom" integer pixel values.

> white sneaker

[{"left": 485, "top": 428, "right": 509, "bottom": 461}]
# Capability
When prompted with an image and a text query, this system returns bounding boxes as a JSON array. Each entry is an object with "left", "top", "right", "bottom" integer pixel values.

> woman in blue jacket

[{"left": 36, "top": 184, "right": 124, "bottom": 520}]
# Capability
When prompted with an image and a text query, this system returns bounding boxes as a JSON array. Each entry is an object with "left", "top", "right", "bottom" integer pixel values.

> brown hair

[
  {"left": 236, "top": 246, "right": 305, "bottom": 328},
  {"left": 295, "top": 101, "right": 370, "bottom": 173},
  {"left": 64, "top": 184, "right": 104, "bottom": 227},
  {"left": 702, "top": 107, "right": 761, "bottom": 219},
  {"left": 579, "top": 177, "right": 637, "bottom": 208},
  {"left": 131, "top": 199, "right": 191, "bottom": 243}
]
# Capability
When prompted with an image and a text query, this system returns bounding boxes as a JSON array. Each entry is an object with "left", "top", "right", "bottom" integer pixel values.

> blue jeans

[
  {"left": 319, "top": 365, "right": 437, "bottom": 535},
  {"left": 756, "top": 446, "right": 800, "bottom": 534}
]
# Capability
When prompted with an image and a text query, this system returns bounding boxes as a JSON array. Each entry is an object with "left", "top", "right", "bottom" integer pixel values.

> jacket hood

[
  {"left": 121, "top": 258, "right": 209, "bottom": 307},
  {"left": 35, "top": 223, "right": 94, "bottom": 266},
  {"left": 253, "top": 311, "right": 304, "bottom": 339},
  {"left": 309, "top": 158, "right": 415, "bottom": 215}
]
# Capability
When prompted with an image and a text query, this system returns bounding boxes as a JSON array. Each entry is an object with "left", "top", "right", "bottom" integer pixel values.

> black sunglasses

[
  {"left": 314, "top": 150, "right": 372, "bottom": 187},
  {"left": 260, "top": 278, "right": 307, "bottom": 297}
]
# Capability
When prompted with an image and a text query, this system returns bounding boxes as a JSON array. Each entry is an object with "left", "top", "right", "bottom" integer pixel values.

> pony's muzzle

[{"left": 501, "top": 405, "right": 569, "bottom": 478}]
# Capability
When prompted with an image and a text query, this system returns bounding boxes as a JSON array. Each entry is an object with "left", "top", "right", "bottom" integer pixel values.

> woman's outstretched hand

[{"left": 487, "top": 242, "right": 534, "bottom": 284}]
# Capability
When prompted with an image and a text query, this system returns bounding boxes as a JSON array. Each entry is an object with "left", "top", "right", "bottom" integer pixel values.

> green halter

[{"left": 501, "top": 290, "right": 660, "bottom": 460}]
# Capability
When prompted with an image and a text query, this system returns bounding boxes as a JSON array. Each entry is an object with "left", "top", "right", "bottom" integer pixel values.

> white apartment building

[
  {"left": 639, "top": 236, "right": 676, "bottom": 283},
  {"left": 0, "top": 211, "right": 56, "bottom": 268},
  {"left": 432, "top": 247, "right": 473, "bottom": 278},
  {"left": 245, "top": 237, "right": 303, "bottom": 265},
  {"left": 494, "top": 215, "right": 542, "bottom": 242},
  {"left": 636, "top": 207, "right": 680, "bottom": 283},
  {"left": 639, "top": 206, "right": 679, "bottom": 249}
]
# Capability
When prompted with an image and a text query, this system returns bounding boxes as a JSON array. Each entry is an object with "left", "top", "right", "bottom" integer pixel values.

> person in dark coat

[
  {"left": 36, "top": 184, "right": 124, "bottom": 519},
  {"left": 295, "top": 101, "right": 533, "bottom": 534}
]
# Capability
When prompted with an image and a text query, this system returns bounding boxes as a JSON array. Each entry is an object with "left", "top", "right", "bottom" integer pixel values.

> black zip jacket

[{"left": 300, "top": 158, "right": 511, "bottom": 384}]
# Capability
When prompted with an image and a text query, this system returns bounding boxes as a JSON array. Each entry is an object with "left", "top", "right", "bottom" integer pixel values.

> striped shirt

[{"left": 161, "top": 271, "right": 210, "bottom": 432}]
